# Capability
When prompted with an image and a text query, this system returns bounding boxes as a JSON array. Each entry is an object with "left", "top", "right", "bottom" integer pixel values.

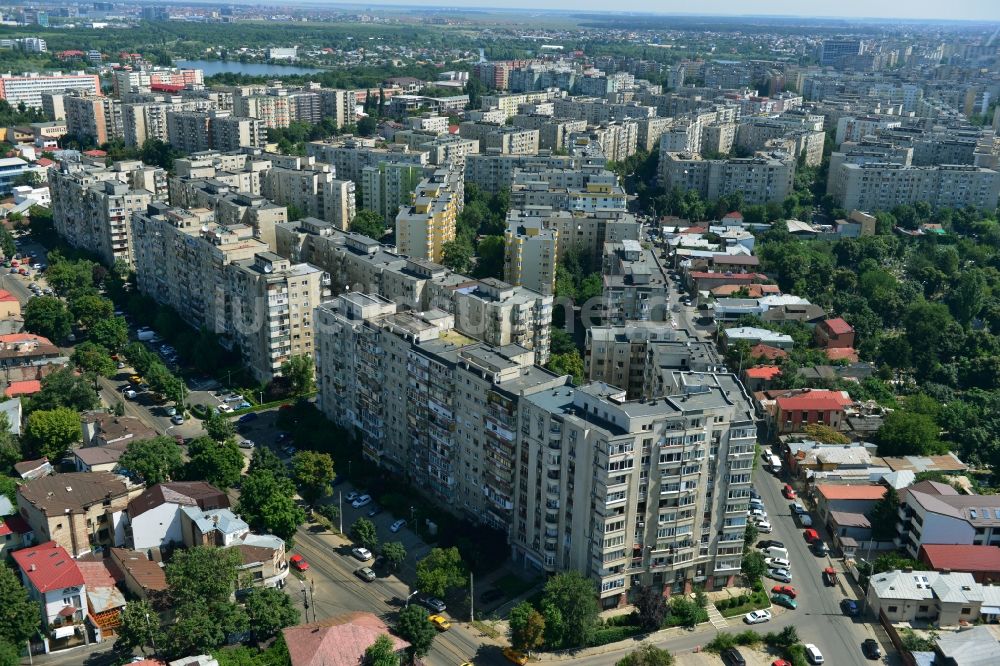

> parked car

[
  {"left": 420, "top": 596, "right": 446, "bottom": 613},
  {"left": 123, "top": 389, "right": 137, "bottom": 399},
  {"left": 428, "top": 614, "right": 451, "bottom": 631},
  {"left": 771, "top": 594, "right": 797, "bottom": 610},
  {"left": 768, "top": 568, "right": 793, "bottom": 583},
  {"left": 756, "top": 520, "right": 773, "bottom": 533},
  {"left": 812, "top": 541, "right": 829, "bottom": 556},
  {"left": 822, "top": 567, "right": 838, "bottom": 587},
  {"left": 235, "top": 401, "right": 251, "bottom": 410},
  {"left": 170, "top": 415, "right": 184, "bottom": 425},
  {"left": 758, "top": 540, "right": 784, "bottom": 550},
  {"left": 217, "top": 404, "right": 234, "bottom": 414},
  {"left": 390, "top": 519, "right": 407, "bottom": 533},
  {"left": 289, "top": 554, "right": 309, "bottom": 572},
  {"left": 238, "top": 413, "right": 258, "bottom": 424},
  {"left": 798, "top": 513, "right": 814, "bottom": 527},
  {"left": 238, "top": 439, "right": 255, "bottom": 449},
  {"left": 862, "top": 639, "right": 882, "bottom": 660},
  {"left": 782, "top": 484, "right": 797, "bottom": 499},
  {"left": 804, "top": 644, "right": 824, "bottom": 664},
  {"left": 503, "top": 648, "right": 528, "bottom": 665},
  {"left": 345, "top": 491, "right": 359, "bottom": 502},
  {"left": 351, "top": 494, "right": 372, "bottom": 509},
  {"left": 367, "top": 506, "right": 383, "bottom": 517},
  {"left": 748, "top": 507, "right": 767, "bottom": 519},
  {"left": 351, "top": 547, "right": 373, "bottom": 561},
  {"left": 721, "top": 648, "right": 747, "bottom": 666},
  {"left": 791, "top": 501, "right": 807, "bottom": 515},
  {"left": 803, "top": 529, "right": 820, "bottom": 543},
  {"left": 765, "top": 557, "right": 791, "bottom": 569},
  {"left": 771, "top": 585, "right": 797, "bottom": 598},
  {"left": 840, "top": 599, "right": 859, "bottom": 616},
  {"left": 772, "top": 661, "right": 792, "bottom": 666},
  {"left": 744, "top": 609, "right": 772, "bottom": 624},
  {"left": 354, "top": 567, "right": 376, "bottom": 582}
]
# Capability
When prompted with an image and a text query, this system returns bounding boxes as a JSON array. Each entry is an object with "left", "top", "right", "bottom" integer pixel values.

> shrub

[
  {"left": 788, "top": 643, "right": 810, "bottom": 666},
  {"left": 716, "top": 599, "right": 730, "bottom": 611},
  {"left": 734, "top": 630, "right": 762, "bottom": 646},
  {"left": 587, "top": 625, "right": 644, "bottom": 647},
  {"left": 705, "top": 633, "right": 737, "bottom": 653},
  {"left": 737, "top": 594, "right": 749, "bottom": 605}
]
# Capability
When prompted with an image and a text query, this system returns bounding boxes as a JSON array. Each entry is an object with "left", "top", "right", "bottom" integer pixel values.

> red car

[
  {"left": 773, "top": 660, "right": 792, "bottom": 666},
  {"left": 804, "top": 528, "right": 820, "bottom": 543},
  {"left": 782, "top": 484, "right": 796, "bottom": 499},
  {"left": 771, "top": 585, "right": 797, "bottom": 598},
  {"left": 289, "top": 554, "right": 310, "bottom": 572}
]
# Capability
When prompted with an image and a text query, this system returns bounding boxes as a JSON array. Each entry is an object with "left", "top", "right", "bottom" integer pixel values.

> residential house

[
  {"left": 281, "top": 612, "right": 410, "bottom": 666},
  {"left": 815, "top": 317, "right": 855, "bottom": 348},
  {"left": 4, "top": 379, "right": 40, "bottom": 398},
  {"left": 919, "top": 545, "right": 1000, "bottom": 584},
  {"left": 744, "top": 365, "right": 781, "bottom": 391},
  {"left": 82, "top": 412, "right": 157, "bottom": 448},
  {"left": 14, "top": 456, "right": 52, "bottom": 480},
  {"left": 11, "top": 541, "right": 88, "bottom": 652},
  {"left": 0, "top": 512, "right": 33, "bottom": 557},
  {"left": 866, "top": 569, "right": 1000, "bottom": 627},
  {"left": 722, "top": 326, "right": 794, "bottom": 350},
  {"left": 775, "top": 389, "right": 854, "bottom": 434},
  {"left": 784, "top": 440, "right": 879, "bottom": 477},
  {"left": 232, "top": 533, "right": 289, "bottom": 589},
  {"left": 17, "top": 471, "right": 138, "bottom": 557},
  {"left": 814, "top": 483, "right": 887, "bottom": 528},
  {"left": 749, "top": 343, "right": 789, "bottom": 361},
  {"left": 934, "top": 626, "right": 1000, "bottom": 665},
  {"left": 77, "top": 559, "right": 126, "bottom": 642},
  {"left": 72, "top": 443, "right": 129, "bottom": 473},
  {"left": 828, "top": 511, "right": 873, "bottom": 549},
  {"left": 126, "top": 482, "right": 230, "bottom": 558},
  {"left": 107, "top": 547, "right": 168, "bottom": 606},
  {"left": 0, "top": 332, "right": 64, "bottom": 369},
  {"left": 897, "top": 480, "right": 1000, "bottom": 558}
]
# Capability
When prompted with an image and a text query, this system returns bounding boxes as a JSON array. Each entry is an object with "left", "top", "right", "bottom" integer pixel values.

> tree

[
  {"left": 668, "top": 595, "right": 700, "bottom": 629},
  {"left": 539, "top": 570, "right": 599, "bottom": 649},
  {"left": 42, "top": 257, "right": 95, "bottom": 295},
  {"left": 351, "top": 517, "right": 379, "bottom": 552},
  {"left": 415, "top": 547, "right": 466, "bottom": 599},
  {"left": 119, "top": 436, "right": 184, "bottom": 485},
  {"left": 0, "top": 413, "right": 20, "bottom": 474},
  {"left": 244, "top": 587, "right": 300, "bottom": 644},
  {"left": 802, "top": 423, "right": 850, "bottom": 445},
  {"left": 744, "top": 522, "right": 759, "bottom": 551},
  {"left": 248, "top": 445, "right": 286, "bottom": 478},
  {"left": 441, "top": 239, "right": 473, "bottom": 273},
  {"left": 632, "top": 584, "right": 668, "bottom": 631},
  {"left": 114, "top": 598, "right": 163, "bottom": 657},
  {"left": 23, "top": 295, "right": 73, "bottom": 341},
  {"left": 0, "top": 563, "right": 40, "bottom": 646},
  {"left": 166, "top": 546, "right": 242, "bottom": 606},
  {"left": 70, "top": 293, "right": 114, "bottom": 329},
  {"left": 184, "top": 437, "right": 244, "bottom": 490},
  {"left": 291, "top": 451, "right": 334, "bottom": 506},
  {"left": 90, "top": 316, "right": 130, "bottom": 352},
  {"left": 948, "top": 269, "right": 988, "bottom": 326},
  {"left": 764, "top": 626, "right": 799, "bottom": 649},
  {"left": 394, "top": 604, "right": 436, "bottom": 659},
  {"left": 364, "top": 634, "right": 399, "bottom": 666},
  {"left": 236, "top": 469, "right": 306, "bottom": 543},
  {"left": 164, "top": 597, "right": 246, "bottom": 659},
  {"left": 876, "top": 411, "right": 945, "bottom": 456},
  {"left": 204, "top": 409, "right": 236, "bottom": 442},
  {"left": 29, "top": 366, "right": 100, "bottom": 412},
  {"left": 71, "top": 341, "right": 117, "bottom": 377},
  {"left": 472, "top": 235, "right": 505, "bottom": 279},
  {"left": 0, "top": 641, "right": 18, "bottom": 666},
  {"left": 381, "top": 541, "right": 406, "bottom": 571},
  {"left": 741, "top": 550, "right": 767, "bottom": 582},
  {"left": 281, "top": 354, "right": 315, "bottom": 395},
  {"left": 508, "top": 601, "right": 546, "bottom": 654},
  {"left": 24, "top": 407, "right": 81, "bottom": 460},
  {"left": 867, "top": 487, "right": 899, "bottom": 541},
  {"left": 546, "top": 350, "right": 585, "bottom": 385},
  {"left": 350, "top": 209, "right": 385, "bottom": 239},
  {"left": 617, "top": 644, "right": 675, "bottom": 666}
]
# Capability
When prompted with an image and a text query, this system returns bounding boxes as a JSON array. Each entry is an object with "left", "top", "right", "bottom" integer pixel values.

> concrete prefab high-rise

[
  {"left": 261, "top": 164, "right": 356, "bottom": 230},
  {"left": 361, "top": 161, "right": 427, "bottom": 225},
  {"left": 64, "top": 94, "right": 122, "bottom": 145},
  {"left": 658, "top": 152, "right": 795, "bottom": 205},
  {"left": 504, "top": 218, "right": 558, "bottom": 296},
  {"left": 395, "top": 168, "right": 462, "bottom": 263}
]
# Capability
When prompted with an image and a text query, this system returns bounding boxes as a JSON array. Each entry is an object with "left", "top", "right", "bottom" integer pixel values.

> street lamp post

[
  {"left": 338, "top": 491, "right": 343, "bottom": 534},
  {"left": 405, "top": 590, "right": 419, "bottom": 607},
  {"left": 300, "top": 582, "right": 310, "bottom": 623}
]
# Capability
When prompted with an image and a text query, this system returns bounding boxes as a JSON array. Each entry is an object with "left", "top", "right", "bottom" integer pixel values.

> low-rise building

[
  {"left": 775, "top": 389, "right": 854, "bottom": 434},
  {"left": 12, "top": 542, "right": 88, "bottom": 652},
  {"left": 918, "top": 544, "right": 1000, "bottom": 584},
  {"left": 814, "top": 483, "right": 887, "bottom": 527},
  {"left": 897, "top": 480, "right": 1000, "bottom": 558},
  {"left": 125, "top": 482, "right": 230, "bottom": 557},
  {"left": 866, "top": 569, "right": 1000, "bottom": 627},
  {"left": 282, "top": 612, "right": 409, "bottom": 666},
  {"left": 815, "top": 317, "right": 855, "bottom": 348}
]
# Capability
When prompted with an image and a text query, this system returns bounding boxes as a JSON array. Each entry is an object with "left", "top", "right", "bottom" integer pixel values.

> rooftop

[
  {"left": 127, "top": 481, "right": 229, "bottom": 519},
  {"left": 919, "top": 544, "right": 1000, "bottom": 573},
  {"left": 18, "top": 471, "right": 129, "bottom": 515},
  {"left": 12, "top": 541, "right": 84, "bottom": 592},
  {"left": 282, "top": 612, "right": 409, "bottom": 666},
  {"left": 821, "top": 317, "right": 854, "bottom": 335},
  {"left": 815, "top": 483, "right": 887, "bottom": 501}
]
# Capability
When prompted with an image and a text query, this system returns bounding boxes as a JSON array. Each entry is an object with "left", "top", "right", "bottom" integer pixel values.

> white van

[
  {"left": 764, "top": 546, "right": 789, "bottom": 560},
  {"left": 768, "top": 454, "right": 782, "bottom": 473}
]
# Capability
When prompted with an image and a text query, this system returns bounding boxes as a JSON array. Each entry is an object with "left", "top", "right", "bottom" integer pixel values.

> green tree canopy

[
  {"left": 71, "top": 341, "right": 117, "bottom": 377},
  {"left": 248, "top": 445, "right": 287, "bottom": 478},
  {"left": 183, "top": 437, "right": 244, "bottom": 490},
  {"left": 28, "top": 366, "right": 100, "bottom": 412},
  {"left": 0, "top": 563, "right": 40, "bottom": 645},
  {"left": 166, "top": 546, "right": 242, "bottom": 606},
  {"left": 350, "top": 209, "right": 385, "bottom": 239},
  {"left": 546, "top": 350, "right": 585, "bottom": 385},
  {"left": 235, "top": 469, "right": 306, "bottom": 543},
  {"left": 364, "top": 634, "right": 400, "bottom": 666},
  {"left": 292, "top": 450, "right": 335, "bottom": 505},
  {"left": 381, "top": 541, "right": 406, "bottom": 571},
  {"left": 0, "top": 413, "right": 21, "bottom": 474},
  {"left": 119, "top": 436, "right": 184, "bottom": 485},
  {"left": 23, "top": 295, "right": 73, "bottom": 342},
  {"left": 741, "top": 550, "right": 767, "bottom": 582},
  {"left": 876, "top": 410, "right": 946, "bottom": 457},
  {"left": 204, "top": 409, "right": 236, "bottom": 442},
  {"left": 394, "top": 604, "right": 436, "bottom": 659},
  {"left": 351, "top": 517, "right": 379, "bottom": 553},
  {"left": 90, "top": 316, "right": 130, "bottom": 352},
  {"left": 280, "top": 354, "right": 315, "bottom": 395},
  {"left": 539, "top": 570, "right": 599, "bottom": 649},
  {"left": 113, "top": 598, "right": 163, "bottom": 658},
  {"left": 415, "top": 547, "right": 466, "bottom": 599},
  {"left": 24, "top": 407, "right": 81, "bottom": 460},
  {"left": 868, "top": 487, "right": 900, "bottom": 541},
  {"left": 617, "top": 644, "right": 675, "bottom": 666},
  {"left": 70, "top": 293, "right": 114, "bottom": 329},
  {"left": 509, "top": 601, "right": 546, "bottom": 653},
  {"left": 244, "top": 587, "right": 300, "bottom": 644},
  {"left": 632, "top": 584, "right": 668, "bottom": 631}
]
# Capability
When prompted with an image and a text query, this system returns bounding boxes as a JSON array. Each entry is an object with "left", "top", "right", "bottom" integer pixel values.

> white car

[
  {"left": 217, "top": 403, "right": 234, "bottom": 414},
  {"left": 756, "top": 520, "right": 773, "bottom": 533},
  {"left": 345, "top": 491, "right": 359, "bottom": 502},
  {"left": 768, "top": 568, "right": 793, "bottom": 583},
  {"left": 748, "top": 508, "right": 767, "bottom": 519},
  {"left": 352, "top": 494, "right": 372, "bottom": 509},
  {"left": 123, "top": 389, "right": 137, "bottom": 399},
  {"left": 239, "top": 439, "right": 255, "bottom": 449},
  {"left": 170, "top": 415, "right": 184, "bottom": 425},
  {"left": 804, "top": 644, "right": 824, "bottom": 664},
  {"left": 744, "top": 609, "right": 772, "bottom": 625},
  {"left": 390, "top": 519, "right": 407, "bottom": 533},
  {"left": 765, "top": 557, "right": 791, "bottom": 569},
  {"left": 351, "top": 547, "right": 373, "bottom": 561}
]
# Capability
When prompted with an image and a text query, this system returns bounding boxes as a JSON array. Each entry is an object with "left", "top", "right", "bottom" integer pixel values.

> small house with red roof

[
  {"left": 775, "top": 388, "right": 854, "bottom": 434},
  {"left": 12, "top": 541, "right": 88, "bottom": 650},
  {"left": 0, "top": 289, "right": 20, "bottom": 318},
  {"left": 282, "top": 612, "right": 409, "bottom": 666},
  {"left": 721, "top": 211, "right": 744, "bottom": 225},
  {"left": 0, "top": 513, "right": 33, "bottom": 557},
  {"left": 749, "top": 343, "right": 789, "bottom": 361},
  {"left": 5, "top": 379, "right": 41, "bottom": 398},
  {"left": 815, "top": 317, "right": 855, "bottom": 349},
  {"left": 744, "top": 365, "right": 781, "bottom": 391},
  {"left": 824, "top": 347, "right": 859, "bottom": 363},
  {"left": 918, "top": 544, "right": 1000, "bottom": 584}
]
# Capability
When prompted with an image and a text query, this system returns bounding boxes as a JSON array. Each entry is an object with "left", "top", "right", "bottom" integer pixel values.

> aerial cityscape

[{"left": 0, "top": 2, "right": 997, "bottom": 666}]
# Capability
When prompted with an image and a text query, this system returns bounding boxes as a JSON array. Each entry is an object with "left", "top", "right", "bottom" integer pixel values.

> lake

[{"left": 175, "top": 59, "right": 324, "bottom": 77}]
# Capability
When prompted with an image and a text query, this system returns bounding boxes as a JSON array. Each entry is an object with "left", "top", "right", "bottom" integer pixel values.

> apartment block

[
  {"left": 361, "top": 161, "right": 427, "bottom": 225},
  {"left": 510, "top": 114, "right": 588, "bottom": 151},
  {"left": 227, "top": 252, "right": 328, "bottom": 382},
  {"left": 49, "top": 161, "right": 164, "bottom": 266},
  {"left": 233, "top": 92, "right": 292, "bottom": 129},
  {"left": 306, "top": 137, "right": 429, "bottom": 188},
  {"left": 460, "top": 122, "right": 540, "bottom": 155},
  {"left": 511, "top": 169, "right": 628, "bottom": 213},
  {"left": 261, "top": 164, "right": 356, "bottom": 230},
  {"left": 602, "top": 239, "right": 670, "bottom": 325},
  {"left": 637, "top": 117, "right": 674, "bottom": 152},
  {"left": 395, "top": 168, "right": 462, "bottom": 263},
  {"left": 394, "top": 131, "right": 479, "bottom": 166},
  {"left": 896, "top": 480, "right": 1000, "bottom": 558},
  {"left": 211, "top": 115, "right": 265, "bottom": 151},
  {"left": 122, "top": 102, "right": 171, "bottom": 146},
  {"left": 504, "top": 219, "right": 558, "bottom": 296},
  {"left": 64, "top": 94, "right": 122, "bottom": 145},
  {"left": 658, "top": 152, "right": 795, "bottom": 205},
  {"left": 166, "top": 110, "right": 212, "bottom": 154},
  {"left": 481, "top": 90, "right": 564, "bottom": 120},
  {"left": 464, "top": 151, "right": 600, "bottom": 194},
  {"left": 505, "top": 207, "right": 641, "bottom": 265},
  {"left": 830, "top": 162, "right": 1000, "bottom": 212},
  {"left": 0, "top": 71, "right": 100, "bottom": 109},
  {"left": 166, "top": 111, "right": 263, "bottom": 153}
]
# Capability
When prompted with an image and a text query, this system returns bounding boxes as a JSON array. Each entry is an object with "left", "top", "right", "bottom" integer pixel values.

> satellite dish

[
  {"left": 263, "top": 264, "right": 273, "bottom": 273},
  {"left": 201, "top": 225, "right": 209, "bottom": 233}
]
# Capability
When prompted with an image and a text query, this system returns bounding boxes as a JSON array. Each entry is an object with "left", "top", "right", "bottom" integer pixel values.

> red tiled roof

[
  {"left": 0, "top": 333, "right": 53, "bottom": 344},
  {"left": 35, "top": 158, "right": 54, "bottom": 167},
  {"left": 815, "top": 484, "right": 887, "bottom": 501},
  {"left": 82, "top": 150, "right": 107, "bottom": 157},
  {"left": 0, "top": 290, "right": 17, "bottom": 302},
  {"left": 5, "top": 380, "right": 41, "bottom": 398},
  {"left": 283, "top": 612, "right": 409, "bottom": 666},
  {"left": 777, "top": 390, "right": 853, "bottom": 412},
  {"left": 723, "top": 211, "right": 743, "bottom": 219},
  {"left": 825, "top": 347, "right": 859, "bottom": 362},
  {"left": 919, "top": 544, "right": 1000, "bottom": 572},
  {"left": 750, "top": 343, "right": 789, "bottom": 360},
  {"left": 12, "top": 542, "right": 84, "bottom": 592},
  {"left": 688, "top": 271, "right": 769, "bottom": 281},
  {"left": 746, "top": 365, "right": 782, "bottom": 380},
  {"left": 684, "top": 226, "right": 708, "bottom": 234},
  {"left": 822, "top": 317, "right": 853, "bottom": 335}
]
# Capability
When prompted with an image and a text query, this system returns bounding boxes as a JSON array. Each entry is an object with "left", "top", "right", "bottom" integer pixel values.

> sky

[{"left": 300, "top": 0, "right": 1000, "bottom": 21}]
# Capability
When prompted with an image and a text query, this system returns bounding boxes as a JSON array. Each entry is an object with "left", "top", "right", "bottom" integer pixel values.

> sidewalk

[{"left": 534, "top": 619, "right": 714, "bottom": 662}]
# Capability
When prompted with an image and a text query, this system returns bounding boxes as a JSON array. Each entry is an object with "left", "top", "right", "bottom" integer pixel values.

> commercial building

[
  {"left": 0, "top": 71, "right": 99, "bottom": 109},
  {"left": 896, "top": 480, "right": 1000, "bottom": 558},
  {"left": 395, "top": 168, "right": 462, "bottom": 263},
  {"left": 659, "top": 152, "right": 795, "bottom": 205},
  {"left": 829, "top": 163, "right": 1000, "bottom": 212},
  {"left": 64, "top": 94, "right": 122, "bottom": 145},
  {"left": 49, "top": 161, "right": 165, "bottom": 266}
]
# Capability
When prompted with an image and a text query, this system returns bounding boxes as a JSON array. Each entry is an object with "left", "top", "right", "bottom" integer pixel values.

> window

[
  {"left": 887, "top": 606, "right": 898, "bottom": 613},
  {"left": 961, "top": 607, "right": 972, "bottom": 615}
]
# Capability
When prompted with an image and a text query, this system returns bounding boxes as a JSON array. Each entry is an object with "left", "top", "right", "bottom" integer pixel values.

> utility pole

[
  {"left": 469, "top": 572, "right": 475, "bottom": 623},
  {"left": 338, "top": 491, "right": 343, "bottom": 534},
  {"left": 309, "top": 578, "right": 316, "bottom": 623}
]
